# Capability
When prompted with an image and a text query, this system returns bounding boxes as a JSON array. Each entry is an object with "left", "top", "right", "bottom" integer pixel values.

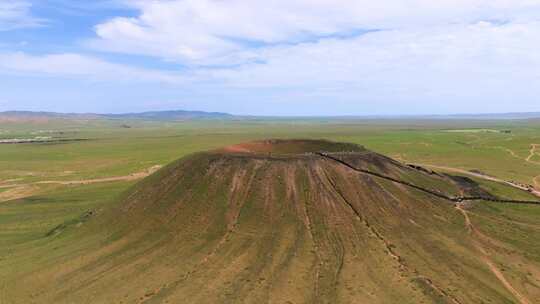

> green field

[{"left": 1, "top": 118, "right": 540, "bottom": 303}]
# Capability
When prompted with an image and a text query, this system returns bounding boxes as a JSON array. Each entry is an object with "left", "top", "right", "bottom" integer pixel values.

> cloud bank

[
  {"left": 2, "top": 0, "right": 540, "bottom": 114},
  {"left": 91, "top": 0, "right": 540, "bottom": 64}
]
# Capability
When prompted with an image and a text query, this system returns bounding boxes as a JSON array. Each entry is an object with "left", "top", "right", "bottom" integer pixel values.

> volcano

[{"left": 14, "top": 140, "right": 540, "bottom": 304}]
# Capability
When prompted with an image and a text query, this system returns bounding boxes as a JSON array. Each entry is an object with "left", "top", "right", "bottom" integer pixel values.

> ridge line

[{"left": 317, "top": 152, "right": 540, "bottom": 206}]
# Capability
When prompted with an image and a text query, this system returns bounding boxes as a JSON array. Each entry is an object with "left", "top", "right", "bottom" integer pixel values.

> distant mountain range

[
  {"left": 104, "top": 110, "right": 234, "bottom": 120},
  {"left": 0, "top": 110, "right": 539, "bottom": 122},
  {"left": 0, "top": 110, "right": 234, "bottom": 122}
]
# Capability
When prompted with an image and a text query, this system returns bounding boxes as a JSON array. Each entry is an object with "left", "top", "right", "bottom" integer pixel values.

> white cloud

[
  {"left": 213, "top": 21, "right": 540, "bottom": 87},
  {"left": 3, "top": 1, "right": 540, "bottom": 114},
  {"left": 0, "top": 52, "right": 188, "bottom": 84},
  {"left": 81, "top": 1, "right": 540, "bottom": 113},
  {"left": 0, "top": 0, "right": 44, "bottom": 31},
  {"left": 89, "top": 0, "right": 540, "bottom": 64},
  {"left": 196, "top": 20, "right": 540, "bottom": 114}
]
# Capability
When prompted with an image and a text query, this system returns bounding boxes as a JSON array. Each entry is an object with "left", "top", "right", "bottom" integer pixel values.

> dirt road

[
  {"left": 0, "top": 165, "right": 162, "bottom": 203},
  {"left": 35, "top": 165, "right": 162, "bottom": 185},
  {"left": 416, "top": 163, "right": 540, "bottom": 198}
]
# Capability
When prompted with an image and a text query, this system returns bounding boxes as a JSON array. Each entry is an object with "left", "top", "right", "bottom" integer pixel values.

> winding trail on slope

[
  {"left": 320, "top": 166, "right": 462, "bottom": 304},
  {"left": 455, "top": 204, "right": 531, "bottom": 304},
  {"left": 319, "top": 152, "right": 537, "bottom": 302}
]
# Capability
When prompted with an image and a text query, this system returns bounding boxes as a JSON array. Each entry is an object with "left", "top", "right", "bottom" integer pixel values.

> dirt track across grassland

[
  {"left": 35, "top": 165, "right": 162, "bottom": 185},
  {"left": 0, "top": 165, "right": 162, "bottom": 203},
  {"left": 416, "top": 163, "right": 540, "bottom": 199},
  {"left": 526, "top": 144, "right": 540, "bottom": 164}
]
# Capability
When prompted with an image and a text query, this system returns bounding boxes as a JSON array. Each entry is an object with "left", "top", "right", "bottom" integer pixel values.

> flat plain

[{"left": 1, "top": 118, "right": 540, "bottom": 303}]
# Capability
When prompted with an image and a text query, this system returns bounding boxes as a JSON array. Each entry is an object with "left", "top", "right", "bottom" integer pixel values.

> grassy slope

[{"left": 2, "top": 144, "right": 539, "bottom": 303}]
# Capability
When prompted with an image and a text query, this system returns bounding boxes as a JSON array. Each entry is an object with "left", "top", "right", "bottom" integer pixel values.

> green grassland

[
  {"left": 1, "top": 119, "right": 539, "bottom": 182},
  {"left": 1, "top": 118, "right": 540, "bottom": 303}
]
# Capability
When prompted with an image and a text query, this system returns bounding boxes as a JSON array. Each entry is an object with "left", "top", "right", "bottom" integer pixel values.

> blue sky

[{"left": 1, "top": 0, "right": 540, "bottom": 116}]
